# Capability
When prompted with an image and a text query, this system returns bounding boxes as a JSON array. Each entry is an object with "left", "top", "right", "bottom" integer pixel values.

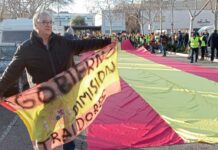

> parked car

[
  {"left": 0, "top": 18, "right": 32, "bottom": 97},
  {"left": 0, "top": 45, "right": 29, "bottom": 97}
]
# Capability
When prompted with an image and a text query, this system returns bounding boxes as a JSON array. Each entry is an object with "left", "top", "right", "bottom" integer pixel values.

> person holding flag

[{"left": 0, "top": 10, "right": 111, "bottom": 150}]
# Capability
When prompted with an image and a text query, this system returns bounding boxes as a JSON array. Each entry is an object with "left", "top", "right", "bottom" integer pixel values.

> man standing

[
  {"left": 64, "top": 26, "right": 79, "bottom": 40},
  {"left": 0, "top": 10, "right": 110, "bottom": 150},
  {"left": 189, "top": 32, "right": 200, "bottom": 63},
  {"left": 160, "top": 32, "right": 169, "bottom": 57},
  {"left": 184, "top": 31, "right": 189, "bottom": 49},
  {"left": 208, "top": 30, "right": 218, "bottom": 62},
  {"left": 177, "top": 31, "right": 183, "bottom": 48},
  {"left": 200, "top": 32, "right": 207, "bottom": 60}
]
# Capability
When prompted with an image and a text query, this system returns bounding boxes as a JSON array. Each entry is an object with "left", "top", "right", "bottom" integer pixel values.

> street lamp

[
  {"left": 215, "top": 0, "right": 218, "bottom": 30},
  {"left": 171, "top": 0, "right": 175, "bottom": 44},
  {"left": 57, "top": 0, "right": 61, "bottom": 26}
]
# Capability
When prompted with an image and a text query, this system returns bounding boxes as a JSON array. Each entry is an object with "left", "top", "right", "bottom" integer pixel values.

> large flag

[
  {"left": 86, "top": 40, "right": 218, "bottom": 149},
  {"left": 0, "top": 42, "right": 120, "bottom": 150}
]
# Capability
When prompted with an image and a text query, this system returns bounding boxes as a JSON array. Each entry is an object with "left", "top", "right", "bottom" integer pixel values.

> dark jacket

[
  {"left": 0, "top": 31, "right": 111, "bottom": 95},
  {"left": 63, "top": 33, "right": 79, "bottom": 40},
  {"left": 208, "top": 31, "right": 218, "bottom": 48},
  {"left": 160, "top": 34, "right": 168, "bottom": 45}
]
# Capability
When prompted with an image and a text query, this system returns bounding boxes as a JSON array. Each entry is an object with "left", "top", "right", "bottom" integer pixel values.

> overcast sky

[
  {"left": 64, "top": 0, "right": 89, "bottom": 13},
  {"left": 60, "top": 0, "right": 101, "bottom": 25}
]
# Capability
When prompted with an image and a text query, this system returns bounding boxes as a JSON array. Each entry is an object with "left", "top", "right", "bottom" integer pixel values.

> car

[
  {"left": 0, "top": 18, "right": 32, "bottom": 97},
  {"left": 0, "top": 45, "right": 29, "bottom": 97}
]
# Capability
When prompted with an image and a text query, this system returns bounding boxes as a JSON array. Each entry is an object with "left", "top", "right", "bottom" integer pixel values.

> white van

[
  {"left": 0, "top": 18, "right": 32, "bottom": 97},
  {"left": 0, "top": 18, "right": 65, "bottom": 46},
  {"left": 0, "top": 18, "right": 33, "bottom": 46}
]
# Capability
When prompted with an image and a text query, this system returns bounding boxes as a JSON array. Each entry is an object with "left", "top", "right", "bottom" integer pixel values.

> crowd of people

[
  {"left": 64, "top": 26, "right": 110, "bottom": 40},
  {"left": 117, "top": 31, "right": 190, "bottom": 57},
  {"left": 1, "top": 8, "right": 218, "bottom": 149},
  {"left": 114, "top": 29, "right": 218, "bottom": 63},
  {"left": 62, "top": 25, "right": 216, "bottom": 64}
]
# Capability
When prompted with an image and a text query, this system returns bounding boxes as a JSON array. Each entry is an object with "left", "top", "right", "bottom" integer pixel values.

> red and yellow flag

[{"left": 0, "top": 42, "right": 120, "bottom": 150}]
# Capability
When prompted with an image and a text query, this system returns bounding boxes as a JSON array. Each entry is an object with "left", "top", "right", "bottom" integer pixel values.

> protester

[
  {"left": 0, "top": 10, "right": 110, "bottom": 150},
  {"left": 208, "top": 30, "right": 218, "bottom": 62},
  {"left": 149, "top": 32, "right": 156, "bottom": 53},
  {"left": 177, "top": 31, "right": 183, "bottom": 48},
  {"left": 183, "top": 31, "right": 189, "bottom": 49},
  {"left": 160, "top": 32, "right": 169, "bottom": 57},
  {"left": 204, "top": 30, "right": 209, "bottom": 55},
  {"left": 189, "top": 32, "right": 200, "bottom": 63},
  {"left": 64, "top": 26, "right": 79, "bottom": 40},
  {"left": 199, "top": 32, "right": 207, "bottom": 60}
]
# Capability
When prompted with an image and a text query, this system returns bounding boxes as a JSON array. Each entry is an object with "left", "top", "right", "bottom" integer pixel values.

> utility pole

[
  {"left": 57, "top": 0, "right": 61, "bottom": 26},
  {"left": 160, "top": 4, "right": 162, "bottom": 34},
  {"left": 215, "top": 0, "right": 218, "bottom": 30},
  {"left": 171, "top": 0, "right": 175, "bottom": 44},
  {"left": 148, "top": 0, "right": 152, "bottom": 33}
]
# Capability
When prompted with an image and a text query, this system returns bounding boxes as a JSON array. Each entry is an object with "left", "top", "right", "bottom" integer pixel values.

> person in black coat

[
  {"left": 208, "top": 30, "right": 218, "bottom": 62},
  {"left": 0, "top": 10, "right": 110, "bottom": 150},
  {"left": 0, "top": 11, "right": 110, "bottom": 94},
  {"left": 64, "top": 27, "right": 79, "bottom": 40}
]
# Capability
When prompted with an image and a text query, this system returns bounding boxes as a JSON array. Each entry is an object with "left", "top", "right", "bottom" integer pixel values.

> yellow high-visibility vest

[
  {"left": 200, "top": 36, "right": 206, "bottom": 47},
  {"left": 190, "top": 37, "right": 199, "bottom": 48}
]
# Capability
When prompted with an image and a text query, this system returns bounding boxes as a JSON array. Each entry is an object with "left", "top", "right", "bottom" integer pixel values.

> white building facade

[
  {"left": 101, "top": 10, "right": 126, "bottom": 34},
  {"left": 50, "top": 12, "right": 96, "bottom": 35},
  {"left": 144, "top": 9, "right": 214, "bottom": 34},
  {"left": 102, "top": 9, "right": 214, "bottom": 34},
  {"left": 52, "top": 12, "right": 95, "bottom": 27}
]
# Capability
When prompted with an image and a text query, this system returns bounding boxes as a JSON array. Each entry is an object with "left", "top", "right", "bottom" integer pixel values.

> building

[
  {"left": 144, "top": 9, "right": 214, "bottom": 34},
  {"left": 51, "top": 11, "right": 96, "bottom": 35},
  {"left": 101, "top": 10, "right": 126, "bottom": 35},
  {"left": 101, "top": 0, "right": 215, "bottom": 34},
  {"left": 143, "top": 0, "right": 214, "bottom": 33},
  {"left": 52, "top": 11, "right": 95, "bottom": 27}
]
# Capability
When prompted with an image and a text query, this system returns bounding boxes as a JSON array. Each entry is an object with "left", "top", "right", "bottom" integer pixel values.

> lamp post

[
  {"left": 171, "top": 0, "right": 175, "bottom": 45},
  {"left": 160, "top": 3, "right": 162, "bottom": 34},
  {"left": 215, "top": 0, "right": 218, "bottom": 30},
  {"left": 57, "top": 0, "right": 61, "bottom": 26}
]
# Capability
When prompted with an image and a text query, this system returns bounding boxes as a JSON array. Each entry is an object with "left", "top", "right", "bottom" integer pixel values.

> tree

[
  {"left": 170, "top": 0, "right": 176, "bottom": 44},
  {"left": 141, "top": 0, "right": 160, "bottom": 33},
  {"left": 0, "top": 0, "right": 6, "bottom": 20},
  {"left": 71, "top": 16, "right": 87, "bottom": 26},
  {"left": 116, "top": 0, "right": 165, "bottom": 34},
  {"left": 115, "top": 0, "right": 141, "bottom": 33},
  {"left": 0, "top": 0, "right": 74, "bottom": 19},
  {"left": 126, "top": 12, "right": 140, "bottom": 33},
  {"left": 156, "top": 0, "right": 169, "bottom": 34},
  {"left": 51, "top": 0, "right": 74, "bottom": 13},
  {"left": 209, "top": 0, "right": 218, "bottom": 30},
  {"left": 88, "top": 0, "right": 119, "bottom": 35},
  {"left": 184, "top": 0, "right": 210, "bottom": 37}
]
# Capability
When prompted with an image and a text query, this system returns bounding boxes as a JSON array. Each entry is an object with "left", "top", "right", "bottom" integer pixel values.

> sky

[
  {"left": 60, "top": 0, "right": 102, "bottom": 25},
  {"left": 63, "top": 0, "right": 89, "bottom": 13}
]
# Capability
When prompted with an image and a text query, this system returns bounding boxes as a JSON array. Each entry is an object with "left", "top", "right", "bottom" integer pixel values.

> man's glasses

[{"left": 38, "top": 20, "right": 53, "bottom": 25}]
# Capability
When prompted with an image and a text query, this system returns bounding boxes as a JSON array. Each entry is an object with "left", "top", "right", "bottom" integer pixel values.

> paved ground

[
  {"left": 0, "top": 51, "right": 218, "bottom": 150},
  {"left": 166, "top": 51, "right": 218, "bottom": 70}
]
